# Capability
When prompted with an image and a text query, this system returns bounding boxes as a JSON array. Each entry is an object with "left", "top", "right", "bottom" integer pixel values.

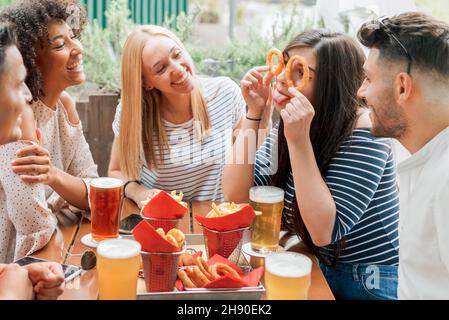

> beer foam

[
  {"left": 91, "top": 178, "right": 124, "bottom": 189},
  {"left": 249, "top": 186, "right": 284, "bottom": 204},
  {"left": 266, "top": 252, "right": 312, "bottom": 278},
  {"left": 97, "top": 239, "right": 141, "bottom": 259}
]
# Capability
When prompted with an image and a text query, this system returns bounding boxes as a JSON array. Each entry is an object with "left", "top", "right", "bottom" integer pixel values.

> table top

[{"left": 33, "top": 198, "right": 335, "bottom": 300}]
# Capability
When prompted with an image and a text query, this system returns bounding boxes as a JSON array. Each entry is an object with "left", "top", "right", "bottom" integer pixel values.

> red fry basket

[
  {"left": 140, "top": 214, "right": 181, "bottom": 234},
  {"left": 201, "top": 225, "right": 249, "bottom": 265},
  {"left": 141, "top": 246, "right": 186, "bottom": 292}
]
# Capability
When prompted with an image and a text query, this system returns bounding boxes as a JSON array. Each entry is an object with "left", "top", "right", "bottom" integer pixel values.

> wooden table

[
  {"left": 33, "top": 198, "right": 334, "bottom": 300},
  {"left": 191, "top": 201, "right": 335, "bottom": 300}
]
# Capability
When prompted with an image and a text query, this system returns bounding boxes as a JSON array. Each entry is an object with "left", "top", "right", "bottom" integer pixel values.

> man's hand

[{"left": 0, "top": 264, "right": 34, "bottom": 300}]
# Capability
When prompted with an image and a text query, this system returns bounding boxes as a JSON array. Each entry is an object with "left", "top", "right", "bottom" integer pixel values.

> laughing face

[
  {"left": 36, "top": 20, "right": 85, "bottom": 94},
  {"left": 272, "top": 47, "right": 317, "bottom": 113},
  {"left": 141, "top": 35, "right": 195, "bottom": 95},
  {"left": 357, "top": 49, "right": 408, "bottom": 139}
]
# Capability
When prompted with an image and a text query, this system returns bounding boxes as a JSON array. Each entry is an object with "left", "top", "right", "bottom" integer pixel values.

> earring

[{"left": 145, "top": 86, "right": 154, "bottom": 91}]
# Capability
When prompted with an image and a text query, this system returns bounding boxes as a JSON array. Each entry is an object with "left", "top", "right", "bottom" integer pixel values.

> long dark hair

[{"left": 272, "top": 30, "right": 366, "bottom": 266}]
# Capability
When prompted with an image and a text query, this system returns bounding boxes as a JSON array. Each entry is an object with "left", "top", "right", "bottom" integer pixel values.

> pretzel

[
  {"left": 167, "top": 228, "right": 185, "bottom": 248},
  {"left": 178, "top": 269, "right": 197, "bottom": 288},
  {"left": 266, "top": 48, "right": 284, "bottom": 76},
  {"left": 186, "top": 266, "right": 211, "bottom": 287},
  {"left": 285, "top": 55, "right": 310, "bottom": 91},
  {"left": 210, "top": 263, "right": 240, "bottom": 279}
]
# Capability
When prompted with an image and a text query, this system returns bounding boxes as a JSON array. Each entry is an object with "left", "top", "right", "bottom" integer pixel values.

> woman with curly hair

[{"left": 1, "top": 0, "right": 98, "bottom": 226}]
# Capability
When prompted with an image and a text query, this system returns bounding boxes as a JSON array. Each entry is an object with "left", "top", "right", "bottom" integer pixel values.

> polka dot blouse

[
  {"left": 31, "top": 99, "right": 98, "bottom": 226},
  {"left": 0, "top": 141, "right": 57, "bottom": 263}
]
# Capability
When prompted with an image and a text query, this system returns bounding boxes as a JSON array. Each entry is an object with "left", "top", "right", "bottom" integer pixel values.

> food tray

[{"left": 136, "top": 234, "right": 265, "bottom": 300}]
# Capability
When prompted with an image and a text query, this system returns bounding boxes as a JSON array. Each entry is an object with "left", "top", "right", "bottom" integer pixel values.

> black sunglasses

[{"left": 376, "top": 16, "right": 413, "bottom": 74}]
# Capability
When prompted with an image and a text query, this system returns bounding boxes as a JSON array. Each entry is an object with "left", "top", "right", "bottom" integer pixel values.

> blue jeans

[{"left": 319, "top": 261, "right": 398, "bottom": 300}]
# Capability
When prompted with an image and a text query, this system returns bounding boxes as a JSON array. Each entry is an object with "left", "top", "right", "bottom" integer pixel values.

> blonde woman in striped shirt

[{"left": 109, "top": 25, "right": 271, "bottom": 206}]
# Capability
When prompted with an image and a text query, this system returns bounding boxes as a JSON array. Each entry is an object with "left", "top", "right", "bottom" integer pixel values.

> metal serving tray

[{"left": 136, "top": 234, "right": 265, "bottom": 300}]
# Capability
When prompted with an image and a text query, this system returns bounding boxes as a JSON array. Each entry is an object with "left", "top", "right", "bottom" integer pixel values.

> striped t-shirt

[
  {"left": 113, "top": 76, "right": 246, "bottom": 201},
  {"left": 255, "top": 126, "right": 400, "bottom": 265}
]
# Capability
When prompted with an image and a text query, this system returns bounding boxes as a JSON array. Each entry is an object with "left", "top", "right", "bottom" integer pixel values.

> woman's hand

[
  {"left": 240, "top": 66, "right": 274, "bottom": 119},
  {"left": 125, "top": 182, "right": 161, "bottom": 209},
  {"left": 11, "top": 128, "right": 60, "bottom": 185},
  {"left": 11, "top": 142, "right": 59, "bottom": 185},
  {"left": 280, "top": 87, "right": 315, "bottom": 147}
]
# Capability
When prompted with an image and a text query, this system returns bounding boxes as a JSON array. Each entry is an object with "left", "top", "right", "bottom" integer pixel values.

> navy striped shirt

[
  {"left": 255, "top": 126, "right": 400, "bottom": 265},
  {"left": 113, "top": 76, "right": 246, "bottom": 201}
]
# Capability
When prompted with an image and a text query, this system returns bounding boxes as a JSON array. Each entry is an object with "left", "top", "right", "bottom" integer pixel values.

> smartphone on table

[
  {"left": 14, "top": 256, "right": 82, "bottom": 282},
  {"left": 119, "top": 213, "right": 143, "bottom": 234}
]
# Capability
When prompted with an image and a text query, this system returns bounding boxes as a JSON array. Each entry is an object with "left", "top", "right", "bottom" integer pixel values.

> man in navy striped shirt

[{"left": 358, "top": 12, "right": 449, "bottom": 299}]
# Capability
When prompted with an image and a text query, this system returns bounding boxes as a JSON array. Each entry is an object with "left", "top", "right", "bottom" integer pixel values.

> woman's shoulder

[
  {"left": 341, "top": 128, "right": 393, "bottom": 159},
  {"left": 59, "top": 91, "right": 81, "bottom": 126},
  {"left": 200, "top": 76, "right": 239, "bottom": 97}
]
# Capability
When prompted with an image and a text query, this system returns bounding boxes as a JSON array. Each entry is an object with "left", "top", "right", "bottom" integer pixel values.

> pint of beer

[
  {"left": 97, "top": 238, "right": 141, "bottom": 300},
  {"left": 249, "top": 186, "right": 284, "bottom": 252},
  {"left": 264, "top": 252, "right": 312, "bottom": 300},
  {"left": 90, "top": 178, "right": 124, "bottom": 242}
]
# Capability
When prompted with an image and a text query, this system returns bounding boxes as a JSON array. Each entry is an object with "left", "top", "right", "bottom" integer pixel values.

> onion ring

[
  {"left": 178, "top": 269, "right": 196, "bottom": 288},
  {"left": 210, "top": 263, "right": 240, "bottom": 279},
  {"left": 167, "top": 228, "right": 185, "bottom": 248},
  {"left": 165, "top": 234, "right": 179, "bottom": 248},
  {"left": 266, "top": 48, "right": 284, "bottom": 76},
  {"left": 195, "top": 257, "right": 215, "bottom": 281},
  {"left": 285, "top": 55, "right": 310, "bottom": 91},
  {"left": 186, "top": 266, "right": 211, "bottom": 287}
]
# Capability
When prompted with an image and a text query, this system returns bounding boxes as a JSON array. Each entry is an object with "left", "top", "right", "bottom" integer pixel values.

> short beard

[{"left": 371, "top": 100, "right": 408, "bottom": 139}]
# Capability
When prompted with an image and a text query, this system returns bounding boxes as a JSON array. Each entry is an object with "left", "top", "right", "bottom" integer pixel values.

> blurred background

[
  {"left": 0, "top": 0, "right": 438, "bottom": 173},
  {"left": 1, "top": 0, "right": 447, "bottom": 92}
]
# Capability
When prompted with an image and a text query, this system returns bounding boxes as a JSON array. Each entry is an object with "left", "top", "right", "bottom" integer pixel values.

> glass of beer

[
  {"left": 249, "top": 186, "right": 285, "bottom": 252},
  {"left": 264, "top": 252, "right": 312, "bottom": 300},
  {"left": 97, "top": 238, "right": 141, "bottom": 300},
  {"left": 90, "top": 178, "right": 124, "bottom": 242}
]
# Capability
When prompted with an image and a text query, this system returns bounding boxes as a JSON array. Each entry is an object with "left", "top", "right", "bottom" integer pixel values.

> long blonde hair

[{"left": 119, "top": 25, "right": 211, "bottom": 179}]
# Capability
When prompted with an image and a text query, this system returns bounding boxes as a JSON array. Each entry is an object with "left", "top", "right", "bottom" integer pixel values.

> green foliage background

[{"left": 2, "top": 0, "right": 449, "bottom": 94}]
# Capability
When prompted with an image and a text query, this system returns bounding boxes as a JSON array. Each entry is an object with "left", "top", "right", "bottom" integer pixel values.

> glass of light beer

[
  {"left": 97, "top": 238, "right": 141, "bottom": 300},
  {"left": 265, "top": 252, "right": 312, "bottom": 300},
  {"left": 90, "top": 178, "right": 124, "bottom": 242},
  {"left": 249, "top": 186, "right": 285, "bottom": 252}
]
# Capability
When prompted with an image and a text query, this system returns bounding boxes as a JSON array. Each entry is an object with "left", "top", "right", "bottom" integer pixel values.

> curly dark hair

[{"left": 0, "top": 0, "right": 87, "bottom": 100}]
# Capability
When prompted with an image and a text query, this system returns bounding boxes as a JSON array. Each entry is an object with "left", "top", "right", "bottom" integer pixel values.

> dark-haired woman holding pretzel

[{"left": 223, "top": 30, "right": 400, "bottom": 300}]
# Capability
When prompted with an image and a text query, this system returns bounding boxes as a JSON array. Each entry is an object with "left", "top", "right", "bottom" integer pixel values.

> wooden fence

[
  {"left": 81, "top": 0, "right": 189, "bottom": 28},
  {"left": 76, "top": 94, "right": 119, "bottom": 177}
]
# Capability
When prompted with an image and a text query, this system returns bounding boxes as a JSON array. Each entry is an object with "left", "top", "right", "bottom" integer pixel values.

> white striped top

[
  {"left": 255, "top": 126, "right": 400, "bottom": 265},
  {"left": 113, "top": 76, "right": 246, "bottom": 201}
]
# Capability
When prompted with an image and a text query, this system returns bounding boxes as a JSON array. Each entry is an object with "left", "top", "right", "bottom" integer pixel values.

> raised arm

[{"left": 222, "top": 67, "right": 273, "bottom": 203}]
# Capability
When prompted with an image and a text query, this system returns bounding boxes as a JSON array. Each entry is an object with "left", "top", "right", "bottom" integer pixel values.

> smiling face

[
  {"left": 36, "top": 20, "right": 85, "bottom": 94},
  {"left": 272, "top": 47, "right": 317, "bottom": 112},
  {"left": 357, "top": 48, "right": 408, "bottom": 138},
  {"left": 141, "top": 35, "right": 195, "bottom": 95},
  {"left": 0, "top": 45, "right": 32, "bottom": 145}
]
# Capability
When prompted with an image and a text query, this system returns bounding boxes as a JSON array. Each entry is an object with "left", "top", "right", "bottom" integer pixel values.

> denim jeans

[{"left": 319, "top": 261, "right": 398, "bottom": 300}]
